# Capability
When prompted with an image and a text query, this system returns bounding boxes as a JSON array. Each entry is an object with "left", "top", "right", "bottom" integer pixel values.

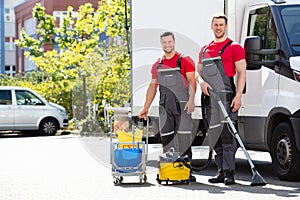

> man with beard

[
  {"left": 139, "top": 32, "right": 197, "bottom": 181},
  {"left": 196, "top": 13, "right": 246, "bottom": 185}
]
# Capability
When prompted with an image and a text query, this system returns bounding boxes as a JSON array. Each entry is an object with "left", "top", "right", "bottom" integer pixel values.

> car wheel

[
  {"left": 271, "top": 122, "right": 300, "bottom": 181},
  {"left": 39, "top": 118, "right": 58, "bottom": 136}
]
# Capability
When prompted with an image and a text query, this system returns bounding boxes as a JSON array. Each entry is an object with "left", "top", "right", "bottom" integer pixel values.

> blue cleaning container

[{"left": 114, "top": 148, "right": 142, "bottom": 168}]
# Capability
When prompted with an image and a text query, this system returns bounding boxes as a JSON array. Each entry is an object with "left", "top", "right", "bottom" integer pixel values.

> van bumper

[{"left": 63, "top": 119, "right": 69, "bottom": 127}]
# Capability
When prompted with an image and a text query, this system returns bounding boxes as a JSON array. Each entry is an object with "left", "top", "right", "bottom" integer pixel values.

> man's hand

[
  {"left": 231, "top": 93, "right": 242, "bottom": 112},
  {"left": 200, "top": 81, "right": 212, "bottom": 96},
  {"left": 184, "top": 99, "right": 195, "bottom": 114},
  {"left": 139, "top": 81, "right": 157, "bottom": 120},
  {"left": 139, "top": 107, "right": 148, "bottom": 120}
]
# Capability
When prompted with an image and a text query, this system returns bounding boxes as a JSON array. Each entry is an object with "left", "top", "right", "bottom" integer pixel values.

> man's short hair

[
  {"left": 160, "top": 32, "right": 175, "bottom": 40},
  {"left": 212, "top": 12, "right": 228, "bottom": 24}
]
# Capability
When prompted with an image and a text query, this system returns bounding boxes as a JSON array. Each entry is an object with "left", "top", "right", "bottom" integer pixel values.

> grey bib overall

[
  {"left": 157, "top": 55, "right": 193, "bottom": 158},
  {"left": 201, "top": 40, "right": 238, "bottom": 172}
]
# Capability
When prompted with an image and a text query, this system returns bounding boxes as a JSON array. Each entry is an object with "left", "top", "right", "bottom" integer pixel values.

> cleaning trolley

[{"left": 110, "top": 114, "right": 149, "bottom": 185}]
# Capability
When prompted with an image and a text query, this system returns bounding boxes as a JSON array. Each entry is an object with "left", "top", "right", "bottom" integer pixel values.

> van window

[
  {"left": 280, "top": 5, "right": 300, "bottom": 54},
  {"left": 248, "top": 6, "right": 277, "bottom": 61},
  {"left": 0, "top": 90, "right": 12, "bottom": 105},
  {"left": 15, "top": 90, "right": 44, "bottom": 106}
]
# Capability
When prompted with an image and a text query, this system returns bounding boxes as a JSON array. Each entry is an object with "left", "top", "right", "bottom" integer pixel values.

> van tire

[
  {"left": 39, "top": 118, "right": 58, "bottom": 136},
  {"left": 271, "top": 122, "right": 300, "bottom": 181}
]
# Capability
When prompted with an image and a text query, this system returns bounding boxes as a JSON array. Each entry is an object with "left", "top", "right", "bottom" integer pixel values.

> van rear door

[{"left": 0, "top": 90, "right": 14, "bottom": 130}]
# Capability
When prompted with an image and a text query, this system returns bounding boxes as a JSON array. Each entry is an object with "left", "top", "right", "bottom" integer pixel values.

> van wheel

[
  {"left": 270, "top": 122, "right": 300, "bottom": 181},
  {"left": 39, "top": 118, "right": 58, "bottom": 136}
]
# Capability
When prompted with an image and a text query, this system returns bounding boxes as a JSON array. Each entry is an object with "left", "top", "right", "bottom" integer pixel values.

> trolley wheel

[
  {"left": 156, "top": 174, "right": 162, "bottom": 184},
  {"left": 142, "top": 174, "right": 147, "bottom": 183},
  {"left": 113, "top": 177, "right": 119, "bottom": 185},
  {"left": 119, "top": 176, "right": 123, "bottom": 182},
  {"left": 139, "top": 176, "right": 142, "bottom": 184},
  {"left": 166, "top": 178, "right": 169, "bottom": 185}
]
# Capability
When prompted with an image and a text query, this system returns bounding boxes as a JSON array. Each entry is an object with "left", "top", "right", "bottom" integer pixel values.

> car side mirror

[{"left": 244, "top": 36, "right": 279, "bottom": 70}]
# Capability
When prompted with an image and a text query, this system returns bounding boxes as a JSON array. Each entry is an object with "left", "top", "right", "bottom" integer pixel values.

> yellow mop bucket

[{"left": 117, "top": 129, "right": 143, "bottom": 148}]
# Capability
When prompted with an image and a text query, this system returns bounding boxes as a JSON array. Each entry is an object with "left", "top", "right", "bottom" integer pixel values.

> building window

[
  {"left": 53, "top": 11, "right": 78, "bottom": 27},
  {"left": 5, "top": 65, "right": 16, "bottom": 76},
  {"left": 4, "top": 8, "right": 12, "bottom": 22},
  {"left": 24, "top": 57, "right": 36, "bottom": 72},
  {"left": 4, "top": 37, "right": 15, "bottom": 50},
  {"left": 24, "top": 18, "right": 36, "bottom": 36}
]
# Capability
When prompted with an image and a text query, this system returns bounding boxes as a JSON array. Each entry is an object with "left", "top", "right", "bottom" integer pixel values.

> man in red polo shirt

[
  {"left": 197, "top": 13, "right": 246, "bottom": 185},
  {"left": 139, "top": 31, "right": 196, "bottom": 181}
]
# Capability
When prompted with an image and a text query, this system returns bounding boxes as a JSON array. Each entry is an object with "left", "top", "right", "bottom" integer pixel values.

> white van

[{"left": 0, "top": 86, "right": 69, "bottom": 135}]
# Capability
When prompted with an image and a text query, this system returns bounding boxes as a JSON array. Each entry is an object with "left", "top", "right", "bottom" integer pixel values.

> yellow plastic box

[{"left": 117, "top": 129, "right": 143, "bottom": 148}]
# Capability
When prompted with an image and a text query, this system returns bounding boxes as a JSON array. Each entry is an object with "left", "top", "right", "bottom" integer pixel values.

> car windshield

[{"left": 279, "top": 5, "right": 300, "bottom": 55}]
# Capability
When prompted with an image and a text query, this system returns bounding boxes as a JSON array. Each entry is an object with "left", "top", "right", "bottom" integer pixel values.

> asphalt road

[{"left": 0, "top": 132, "right": 299, "bottom": 200}]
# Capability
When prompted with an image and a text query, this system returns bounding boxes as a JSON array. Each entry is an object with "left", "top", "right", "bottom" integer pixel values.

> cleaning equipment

[
  {"left": 156, "top": 147, "right": 191, "bottom": 185},
  {"left": 208, "top": 89, "right": 267, "bottom": 186},
  {"left": 110, "top": 114, "right": 149, "bottom": 185},
  {"left": 117, "top": 129, "right": 143, "bottom": 148}
]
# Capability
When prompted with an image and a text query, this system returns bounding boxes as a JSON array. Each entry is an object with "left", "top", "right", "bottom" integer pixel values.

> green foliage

[
  {"left": 95, "top": 46, "right": 130, "bottom": 107},
  {"left": 72, "top": 45, "right": 130, "bottom": 130},
  {"left": 11, "top": 0, "right": 131, "bottom": 131}
]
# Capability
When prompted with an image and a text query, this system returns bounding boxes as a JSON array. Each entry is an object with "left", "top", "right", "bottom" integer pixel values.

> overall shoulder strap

[
  {"left": 202, "top": 40, "right": 215, "bottom": 58},
  {"left": 218, "top": 40, "right": 233, "bottom": 56},
  {"left": 202, "top": 45, "right": 208, "bottom": 59},
  {"left": 157, "top": 57, "right": 164, "bottom": 69},
  {"left": 176, "top": 54, "right": 183, "bottom": 69}
]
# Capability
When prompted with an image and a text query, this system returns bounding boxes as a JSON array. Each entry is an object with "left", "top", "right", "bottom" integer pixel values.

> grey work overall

[
  {"left": 201, "top": 41, "right": 238, "bottom": 172},
  {"left": 157, "top": 55, "right": 193, "bottom": 159}
]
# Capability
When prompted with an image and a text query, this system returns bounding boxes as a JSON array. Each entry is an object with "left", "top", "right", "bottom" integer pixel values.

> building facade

[
  {"left": 0, "top": 0, "right": 26, "bottom": 76},
  {"left": 14, "top": 0, "right": 100, "bottom": 74}
]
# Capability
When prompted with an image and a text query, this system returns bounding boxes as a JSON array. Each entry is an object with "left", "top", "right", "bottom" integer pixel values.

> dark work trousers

[
  {"left": 159, "top": 100, "right": 193, "bottom": 159},
  {"left": 205, "top": 93, "right": 238, "bottom": 173},
  {"left": 157, "top": 58, "right": 193, "bottom": 160}
]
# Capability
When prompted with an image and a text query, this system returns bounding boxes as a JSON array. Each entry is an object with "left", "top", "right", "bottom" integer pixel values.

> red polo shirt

[
  {"left": 198, "top": 37, "right": 245, "bottom": 77},
  {"left": 151, "top": 52, "right": 195, "bottom": 87}
]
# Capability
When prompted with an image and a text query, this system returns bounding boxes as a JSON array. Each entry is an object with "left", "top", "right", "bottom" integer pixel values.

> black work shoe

[
  {"left": 189, "top": 175, "right": 196, "bottom": 182},
  {"left": 208, "top": 171, "right": 225, "bottom": 183},
  {"left": 224, "top": 170, "right": 235, "bottom": 185}
]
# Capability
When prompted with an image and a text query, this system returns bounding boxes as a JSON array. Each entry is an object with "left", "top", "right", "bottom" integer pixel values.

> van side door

[
  {"left": 239, "top": 5, "right": 279, "bottom": 149},
  {"left": 14, "top": 90, "right": 45, "bottom": 130}
]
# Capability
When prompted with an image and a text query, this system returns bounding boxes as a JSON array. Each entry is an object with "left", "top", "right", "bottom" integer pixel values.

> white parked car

[{"left": 0, "top": 86, "right": 69, "bottom": 135}]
